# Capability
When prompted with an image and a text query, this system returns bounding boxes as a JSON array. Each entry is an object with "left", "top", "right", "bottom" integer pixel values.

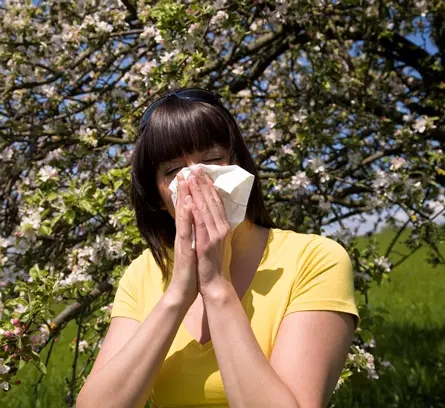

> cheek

[
  {"left": 157, "top": 181, "right": 177, "bottom": 214},
  {"left": 158, "top": 183, "right": 172, "bottom": 203}
]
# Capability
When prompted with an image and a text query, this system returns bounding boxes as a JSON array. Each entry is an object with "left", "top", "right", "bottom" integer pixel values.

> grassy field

[
  {"left": 1, "top": 227, "right": 444, "bottom": 407},
  {"left": 331, "top": 227, "right": 445, "bottom": 408}
]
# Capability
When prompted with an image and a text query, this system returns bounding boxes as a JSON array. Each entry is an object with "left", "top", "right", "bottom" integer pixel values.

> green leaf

[
  {"left": 40, "top": 225, "right": 52, "bottom": 236},
  {"left": 101, "top": 174, "right": 110, "bottom": 185},
  {"left": 18, "top": 359, "right": 26, "bottom": 371},
  {"left": 79, "top": 199, "right": 94, "bottom": 213},
  {"left": 341, "top": 369, "right": 353, "bottom": 379},
  {"left": 113, "top": 180, "right": 123, "bottom": 191},
  {"left": 359, "top": 329, "right": 373, "bottom": 343},
  {"left": 46, "top": 192, "right": 58, "bottom": 201},
  {"left": 33, "top": 360, "right": 47, "bottom": 375},
  {"left": 50, "top": 213, "right": 64, "bottom": 227},
  {"left": 65, "top": 210, "right": 76, "bottom": 225}
]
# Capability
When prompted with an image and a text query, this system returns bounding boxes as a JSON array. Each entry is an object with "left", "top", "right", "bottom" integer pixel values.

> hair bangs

[{"left": 142, "top": 97, "right": 232, "bottom": 168}]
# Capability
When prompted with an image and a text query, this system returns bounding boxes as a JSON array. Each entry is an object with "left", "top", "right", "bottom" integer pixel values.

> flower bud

[
  {"left": 5, "top": 330, "right": 12, "bottom": 338},
  {"left": 14, "top": 327, "right": 22, "bottom": 336},
  {"left": 4, "top": 345, "right": 9, "bottom": 352}
]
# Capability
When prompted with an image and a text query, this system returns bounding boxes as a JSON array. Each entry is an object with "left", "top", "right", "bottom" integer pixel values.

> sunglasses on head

[{"left": 139, "top": 87, "right": 224, "bottom": 131}]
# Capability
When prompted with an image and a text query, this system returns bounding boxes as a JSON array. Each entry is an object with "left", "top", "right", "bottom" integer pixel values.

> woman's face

[{"left": 155, "top": 144, "right": 231, "bottom": 218}]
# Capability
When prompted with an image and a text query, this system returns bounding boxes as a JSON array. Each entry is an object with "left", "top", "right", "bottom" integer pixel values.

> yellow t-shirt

[{"left": 110, "top": 228, "right": 360, "bottom": 408}]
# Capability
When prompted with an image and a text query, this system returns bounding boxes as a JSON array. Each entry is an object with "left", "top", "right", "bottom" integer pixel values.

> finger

[
  {"left": 196, "top": 170, "right": 229, "bottom": 236},
  {"left": 177, "top": 197, "right": 194, "bottom": 251},
  {"left": 194, "top": 169, "right": 222, "bottom": 233},
  {"left": 203, "top": 173, "right": 230, "bottom": 232},
  {"left": 188, "top": 170, "right": 218, "bottom": 240},
  {"left": 176, "top": 172, "right": 186, "bottom": 210},
  {"left": 187, "top": 175, "right": 211, "bottom": 243},
  {"left": 186, "top": 183, "right": 211, "bottom": 245}
]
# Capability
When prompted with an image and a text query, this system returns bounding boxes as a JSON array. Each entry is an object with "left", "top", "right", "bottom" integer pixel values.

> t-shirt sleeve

[
  {"left": 285, "top": 235, "right": 360, "bottom": 330},
  {"left": 110, "top": 258, "right": 141, "bottom": 322}
]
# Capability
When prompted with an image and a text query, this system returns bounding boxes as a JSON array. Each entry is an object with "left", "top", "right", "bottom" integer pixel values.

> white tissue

[{"left": 168, "top": 164, "right": 255, "bottom": 248}]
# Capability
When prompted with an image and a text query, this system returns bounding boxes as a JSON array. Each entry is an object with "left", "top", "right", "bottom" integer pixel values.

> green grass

[
  {"left": 331, "top": 226, "right": 445, "bottom": 408},
  {"left": 1, "top": 227, "right": 444, "bottom": 407}
]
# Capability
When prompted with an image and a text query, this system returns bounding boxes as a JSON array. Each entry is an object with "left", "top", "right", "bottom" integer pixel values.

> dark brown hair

[{"left": 131, "top": 91, "right": 276, "bottom": 282}]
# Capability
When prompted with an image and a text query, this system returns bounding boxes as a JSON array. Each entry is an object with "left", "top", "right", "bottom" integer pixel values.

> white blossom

[
  {"left": 213, "top": 0, "right": 227, "bottom": 9},
  {"left": 0, "top": 146, "right": 14, "bottom": 160},
  {"left": 140, "top": 25, "right": 158, "bottom": 39},
  {"left": 390, "top": 157, "right": 406, "bottom": 171},
  {"left": 78, "top": 126, "right": 98, "bottom": 147},
  {"left": 0, "top": 359, "right": 10, "bottom": 375},
  {"left": 372, "top": 169, "right": 400, "bottom": 190},
  {"left": 237, "top": 89, "right": 251, "bottom": 98},
  {"left": 211, "top": 10, "right": 229, "bottom": 25},
  {"left": 280, "top": 145, "right": 294, "bottom": 155},
  {"left": 318, "top": 198, "right": 331, "bottom": 212},
  {"left": 160, "top": 51, "right": 177, "bottom": 64},
  {"left": 59, "top": 269, "right": 92, "bottom": 287},
  {"left": 264, "top": 128, "right": 282, "bottom": 145},
  {"left": 308, "top": 156, "right": 326, "bottom": 174},
  {"left": 413, "top": 117, "right": 427, "bottom": 133},
  {"left": 14, "top": 303, "right": 28, "bottom": 314},
  {"left": 78, "top": 340, "right": 89, "bottom": 352},
  {"left": 19, "top": 208, "right": 43, "bottom": 237},
  {"left": 45, "top": 148, "right": 63, "bottom": 162},
  {"left": 0, "top": 381, "right": 9, "bottom": 391},
  {"left": 374, "top": 256, "right": 392, "bottom": 272},
  {"left": 188, "top": 23, "right": 201, "bottom": 35},
  {"left": 291, "top": 171, "right": 311, "bottom": 190},
  {"left": 232, "top": 65, "right": 244, "bottom": 76},
  {"left": 38, "top": 165, "right": 58, "bottom": 182},
  {"left": 292, "top": 109, "right": 308, "bottom": 123},
  {"left": 0, "top": 237, "right": 11, "bottom": 248},
  {"left": 265, "top": 111, "right": 277, "bottom": 128},
  {"left": 141, "top": 60, "right": 158, "bottom": 77},
  {"left": 308, "top": 157, "right": 330, "bottom": 183}
]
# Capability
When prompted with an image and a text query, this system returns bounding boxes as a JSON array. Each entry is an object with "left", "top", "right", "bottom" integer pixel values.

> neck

[{"left": 231, "top": 218, "right": 255, "bottom": 249}]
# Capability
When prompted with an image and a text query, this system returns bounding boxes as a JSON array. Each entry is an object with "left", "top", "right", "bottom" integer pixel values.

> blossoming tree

[{"left": 0, "top": 0, "right": 444, "bottom": 405}]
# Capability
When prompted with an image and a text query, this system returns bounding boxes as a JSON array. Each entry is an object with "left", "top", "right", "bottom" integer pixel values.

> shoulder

[
  {"left": 121, "top": 247, "right": 155, "bottom": 280},
  {"left": 272, "top": 229, "right": 350, "bottom": 261}
]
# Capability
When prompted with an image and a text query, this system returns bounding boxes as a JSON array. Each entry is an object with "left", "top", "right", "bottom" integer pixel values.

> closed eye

[
  {"left": 165, "top": 158, "right": 222, "bottom": 176},
  {"left": 203, "top": 157, "right": 222, "bottom": 163},
  {"left": 166, "top": 167, "right": 181, "bottom": 176}
]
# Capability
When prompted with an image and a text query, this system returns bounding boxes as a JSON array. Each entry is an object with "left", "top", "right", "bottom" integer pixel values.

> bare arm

[
  {"left": 77, "top": 171, "right": 198, "bottom": 407},
  {"left": 76, "top": 289, "right": 189, "bottom": 408}
]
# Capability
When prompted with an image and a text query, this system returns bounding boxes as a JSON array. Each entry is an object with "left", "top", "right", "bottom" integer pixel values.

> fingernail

[{"left": 185, "top": 195, "right": 193, "bottom": 204}]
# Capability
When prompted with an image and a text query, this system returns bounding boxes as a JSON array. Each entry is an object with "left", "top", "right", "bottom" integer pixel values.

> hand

[
  {"left": 166, "top": 172, "right": 198, "bottom": 309},
  {"left": 186, "top": 167, "right": 233, "bottom": 297}
]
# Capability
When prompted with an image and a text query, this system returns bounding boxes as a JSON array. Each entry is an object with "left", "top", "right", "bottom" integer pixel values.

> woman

[{"left": 77, "top": 88, "right": 360, "bottom": 408}]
